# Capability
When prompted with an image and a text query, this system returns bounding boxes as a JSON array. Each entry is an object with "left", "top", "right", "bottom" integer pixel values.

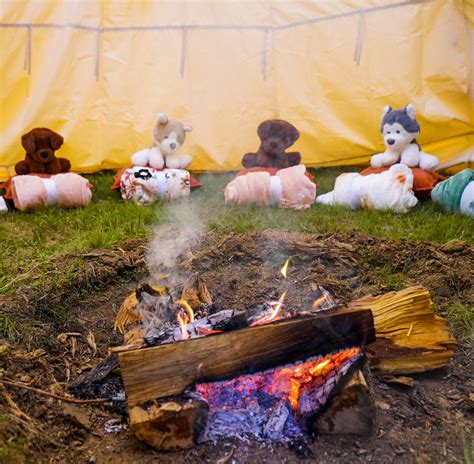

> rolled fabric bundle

[
  {"left": 316, "top": 164, "right": 418, "bottom": 213},
  {"left": 11, "top": 173, "right": 92, "bottom": 212},
  {"left": 224, "top": 171, "right": 273, "bottom": 206},
  {"left": 277, "top": 164, "right": 317, "bottom": 210},
  {"left": 120, "top": 166, "right": 191, "bottom": 205},
  {"left": 431, "top": 169, "right": 474, "bottom": 215},
  {"left": 224, "top": 165, "right": 316, "bottom": 210}
]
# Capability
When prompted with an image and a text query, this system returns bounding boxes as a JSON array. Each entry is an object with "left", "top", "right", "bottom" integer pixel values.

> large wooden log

[
  {"left": 119, "top": 307, "right": 375, "bottom": 406},
  {"left": 349, "top": 286, "right": 457, "bottom": 374}
]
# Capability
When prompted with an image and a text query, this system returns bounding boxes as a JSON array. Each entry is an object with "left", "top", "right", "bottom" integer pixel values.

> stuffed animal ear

[
  {"left": 48, "top": 131, "right": 64, "bottom": 150},
  {"left": 182, "top": 123, "right": 193, "bottom": 133},
  {"left": 21, "top": 131, "right": 36, "bottom": 153},
  {"left": 405, "top": 103, "right": 416, "bottom": 120},
  {"left": 156, "top": 112, "right": 169, "bottom": 125},
  {"left": 382, "top": 105, "right": 392, "bottom": 118},
  {"left": 287, "top": 125, "right": 300, "bottom": 144},
  {"left": 257, "top": 120, "right": 273, "bottom": 140}
]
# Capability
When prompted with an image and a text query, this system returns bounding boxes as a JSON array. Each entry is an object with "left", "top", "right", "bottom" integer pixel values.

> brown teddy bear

[
  {"left": 15, "top": 128, "right": 71, "bottom": 175},
  {"left": 242, "top": 120, "right": 301, "bottom": 169}
]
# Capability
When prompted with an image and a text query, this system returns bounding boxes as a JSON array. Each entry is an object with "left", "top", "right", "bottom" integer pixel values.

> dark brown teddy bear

[
  {"left": 15, "top": 128, "right": 71, "bottom": 175},
  {"left": 242, "top": 120, "right": 301, "bottom": 169}
]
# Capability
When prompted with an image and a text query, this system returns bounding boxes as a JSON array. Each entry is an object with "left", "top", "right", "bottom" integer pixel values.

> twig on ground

[{"left": 0, "top": 379, "right": 110, "bottom": 404}]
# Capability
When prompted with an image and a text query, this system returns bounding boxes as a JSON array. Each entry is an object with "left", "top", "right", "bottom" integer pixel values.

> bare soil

[{"left": 1, "top": 231, "right": 472, "bottom": 463}]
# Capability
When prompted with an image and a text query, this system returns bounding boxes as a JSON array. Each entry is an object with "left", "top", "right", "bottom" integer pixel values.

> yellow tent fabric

[{"left": 1, "top": 0, "right": 473, "bottom": 180}]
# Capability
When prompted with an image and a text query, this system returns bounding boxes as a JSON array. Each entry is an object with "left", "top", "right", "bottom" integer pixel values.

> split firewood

[
  {"left": 114, "top": 284, "right": 167, "bottom": 334},
  {"left": 181, "top": 276, "right": 212, "bottom": 309},
  {"left": 129, "top": 397, "right": 208, "bottom": 450},
  {"left": 313, "top": 369, "right": 375, "bottom": 436},
  {"left": 119, "top": 307, "right": 375, "bottom": 406},
  {"left": 349, "top": 286, "right": 457, "bottom": 375}
]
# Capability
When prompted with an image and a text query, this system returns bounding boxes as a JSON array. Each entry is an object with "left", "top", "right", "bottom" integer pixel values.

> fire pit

[{"left": 71, "top": 256, "right": 456, "bottom": 454}]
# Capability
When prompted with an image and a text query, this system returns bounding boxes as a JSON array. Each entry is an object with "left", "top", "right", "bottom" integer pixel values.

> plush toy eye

[
  {"left": 396, "top": 130, "right": 400, "bottom": 133},
  {"left": 387, "top": 131, "right": 391, "bottom": 134}
]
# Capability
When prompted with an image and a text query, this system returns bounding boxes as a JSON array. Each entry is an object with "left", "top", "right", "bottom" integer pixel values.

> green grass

[
  {"left": 442, "top": 300, "right": 474, "bottom": 344},
  {"left": 0, "top": 167, "right": 472, "bottom": 301}
]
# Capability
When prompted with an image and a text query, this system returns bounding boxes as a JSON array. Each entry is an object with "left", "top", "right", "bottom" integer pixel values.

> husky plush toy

[{"left": 371, "top": 104, "right": 439, "bottom": 171}]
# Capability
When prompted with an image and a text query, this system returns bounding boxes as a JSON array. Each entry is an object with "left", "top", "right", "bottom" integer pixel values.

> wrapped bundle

[
  {"left": 120, "top": 166, "right": 192, "bottom": 205},
  {"left": 316, "top": 164, "right": 418, "bottom": 213},
  {"left": 224, "top": 164, "right": 316, "bottom": 210},
  {"left": 10, "top": 173, "right": 92, "bottom": 212}
]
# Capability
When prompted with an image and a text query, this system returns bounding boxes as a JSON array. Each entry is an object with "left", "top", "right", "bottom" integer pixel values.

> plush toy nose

[
  {"left": 40, "top": 150, "right": 50, "bottom": 158},
  {"left": 270, "top": 142, "right": 278, "bottom": 149},
  {"left": 387, "top": 139, "right": 395, "bottom": 146},
  {"left": 170, "top": 143, "right": 177, "bottom": 150}
]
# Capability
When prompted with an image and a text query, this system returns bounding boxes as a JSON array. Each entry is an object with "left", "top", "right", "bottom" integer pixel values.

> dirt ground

[{"left": 1, "top": 231, "right": 473, "bottom": 463}]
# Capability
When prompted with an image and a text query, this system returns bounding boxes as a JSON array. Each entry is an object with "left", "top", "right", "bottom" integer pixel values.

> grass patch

[
  {"left": 0, "top": 167, "right": 472, "bottom": 306},
  {"left": 442, "top": 300, "right": 474, "bottom": 343}
]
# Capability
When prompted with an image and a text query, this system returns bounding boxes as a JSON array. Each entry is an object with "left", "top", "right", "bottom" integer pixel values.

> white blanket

[{"left": 316, "top": 164, "right": 418, "bottom": 213}]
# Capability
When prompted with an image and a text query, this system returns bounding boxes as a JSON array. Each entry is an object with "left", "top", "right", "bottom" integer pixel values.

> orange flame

[
  {"left": 251, "top": 291, "right": 287, "bottom": 326},
  {"left": 175, "top": 299, "right": 194, "bottom": 340},
  {"left": 280, "top": 258, "right": 291, "bottom": 279},
  {"left": 270, "top": 290, "right": 287, "bottom": 320},
  {"left": 176, "top": 299, "right": 194, "bottom": 322},
  {"left": 177, "top": 311, "right": 189, "bottom": 340}
]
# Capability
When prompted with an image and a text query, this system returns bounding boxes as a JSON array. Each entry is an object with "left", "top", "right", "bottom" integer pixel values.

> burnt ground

[{"left": 0, "top": 231, "right": 473, "bottom": 463}]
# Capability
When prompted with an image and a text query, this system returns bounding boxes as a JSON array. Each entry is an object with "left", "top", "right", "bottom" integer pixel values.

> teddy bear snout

[
  {"left": 387, "top": 139, "right": 395, "bottom": 146},
  {"left": 170, "top": 143, "right": 177, "bottom": 150},
  {"left": 270, "top": 142, "right": 278, "bottom": 149},
  {"left": 40, "top": 150, "right": 50, "bottom": 159}
]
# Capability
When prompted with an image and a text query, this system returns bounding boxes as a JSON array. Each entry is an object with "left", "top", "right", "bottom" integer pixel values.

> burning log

[
  {"left": 144, "top": 309, "right": 248, "bottom": 345},
  {"left": 119, "top": 307, "right": 375, "bottom": 407},
  {"left": 129, "top": 397, "right": 208, "bottom": 450},
  {"left": 71, "top": 353, "right": 119, "bottom": 396},
  {"left": 349, "top": 286, "right": 457, "bottom": 374},
  {"left": 313, "top": 369, "right": 374, "bottom": 436}
]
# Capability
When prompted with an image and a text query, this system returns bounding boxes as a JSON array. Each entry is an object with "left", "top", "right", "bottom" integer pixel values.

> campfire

[
  {"left": 71, "top": 258, "right": 456, "bottom": 453},
  {"left": 92, "top": 259, "right": 376, "bottom": 451}
]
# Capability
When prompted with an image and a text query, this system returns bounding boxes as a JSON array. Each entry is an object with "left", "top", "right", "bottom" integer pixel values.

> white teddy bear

[
  {"left": 371, "top": 104, "right": 439, "bottom": 171},
  {"left": 131, "top": 113, "right": 193, "bottom": 170}
]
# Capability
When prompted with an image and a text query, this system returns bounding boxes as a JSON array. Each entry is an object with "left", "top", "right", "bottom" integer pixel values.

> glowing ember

[
  {"left": 250, "top": 291, "right": 287, "bottom": 326},
  {"left": 195, "top": 346, "right": 363, "bottom": 443},
  {"left": 280, "top": 257, "right": 292, "bottom": 278}
]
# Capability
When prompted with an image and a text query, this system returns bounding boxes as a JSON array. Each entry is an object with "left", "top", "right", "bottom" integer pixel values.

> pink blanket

[
  {"left": 11, "top": 173, "right": 92, "bottom": 212},
  {"left": 225, "top": 165, "right": 316, "bottom": 210}
]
